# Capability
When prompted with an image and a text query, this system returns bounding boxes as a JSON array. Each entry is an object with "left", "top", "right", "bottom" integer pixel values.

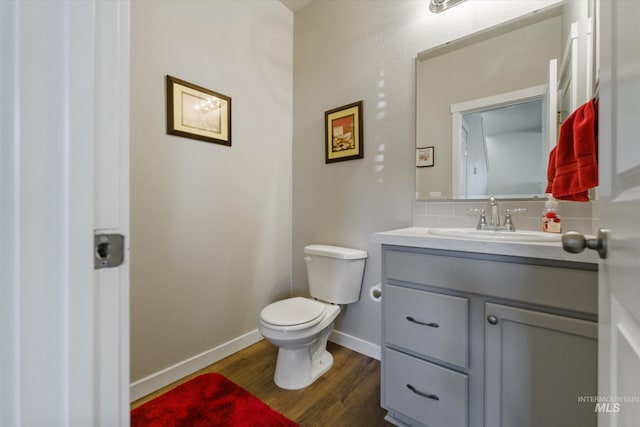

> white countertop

[{"left": 372, "top": 227, "right": 599, "bottom": 265}]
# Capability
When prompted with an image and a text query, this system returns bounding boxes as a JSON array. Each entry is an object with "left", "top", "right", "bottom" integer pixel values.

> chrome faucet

[
  {"left": 471, "top": 196, "right": 526, "bottom": 231},
  {"left": 488, "top": 196, "right": 500, "bottom": 227}
]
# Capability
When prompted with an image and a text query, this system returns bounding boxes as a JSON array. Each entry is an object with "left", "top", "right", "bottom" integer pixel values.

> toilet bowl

[
  {"left": 259, "top": 297, "right": 341, "bottom": 390},
  {"left": 259, "top": 244, "right": 367, "bottom": 390}
]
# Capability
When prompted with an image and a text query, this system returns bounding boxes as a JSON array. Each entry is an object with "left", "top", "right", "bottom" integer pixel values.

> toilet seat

[{"left": 260, "top": 297, "right": 327, "bottom": 331}]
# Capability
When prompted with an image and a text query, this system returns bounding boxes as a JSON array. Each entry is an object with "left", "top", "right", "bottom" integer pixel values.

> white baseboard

[
  {"left": 329, "top": 329, "right": 381, "bottom": 361},
  {"left": 129, "top": 329, "right": 263, "bottom": 402},
  {"left": 130, "top": 328, "right": 380, "bottom": 402}
]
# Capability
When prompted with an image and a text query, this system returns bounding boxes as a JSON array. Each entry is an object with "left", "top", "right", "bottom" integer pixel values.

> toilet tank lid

[{"left": 304, "top": 244, "right": 368, "bottom": 260}]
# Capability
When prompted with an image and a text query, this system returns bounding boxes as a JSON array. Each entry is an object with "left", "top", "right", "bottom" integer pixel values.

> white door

[
  {"left": 0, "top": 1, "right": 130, "bottom": 425},
  {"left": 596, "top": 1, "right": 640, "bottom": 425}
]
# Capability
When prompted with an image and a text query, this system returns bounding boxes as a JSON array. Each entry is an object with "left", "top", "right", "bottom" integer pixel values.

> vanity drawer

[
  {"left": 383, "top": 348, "right": 468, "bottom": 427},
  {"left": 384, "top": 284, "right": 468, "bottom": 368}
]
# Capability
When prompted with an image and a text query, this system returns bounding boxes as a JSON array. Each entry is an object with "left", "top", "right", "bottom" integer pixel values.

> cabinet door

[{"left": 485, "top": 303, "right": 597, "bottom": 427}]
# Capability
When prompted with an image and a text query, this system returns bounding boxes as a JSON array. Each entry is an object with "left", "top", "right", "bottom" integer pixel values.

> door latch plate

[{"left": 94, "top": 233, "right": 125, "bottom": 269}]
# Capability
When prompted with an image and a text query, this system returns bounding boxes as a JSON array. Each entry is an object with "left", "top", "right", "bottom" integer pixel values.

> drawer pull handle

[
  {"left": 406, "top": 384, "right": 440, "bottom": 401},
  {"left": 406, "top": 316, "right": 439, "bottom": 328}
]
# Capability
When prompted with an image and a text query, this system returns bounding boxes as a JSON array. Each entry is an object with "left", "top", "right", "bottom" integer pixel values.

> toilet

[{"left": 259, "top": 244, "right": 368, "bottom": 390}]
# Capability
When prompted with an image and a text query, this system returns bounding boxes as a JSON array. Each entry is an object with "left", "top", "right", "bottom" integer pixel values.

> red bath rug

[{"left": 131, "top": 373, "right": 298, "bottom": 427}]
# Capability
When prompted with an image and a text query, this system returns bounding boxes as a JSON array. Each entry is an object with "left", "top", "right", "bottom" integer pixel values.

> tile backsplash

[{"left": 413, "top": 200, "right": 597, "bottom": 235}]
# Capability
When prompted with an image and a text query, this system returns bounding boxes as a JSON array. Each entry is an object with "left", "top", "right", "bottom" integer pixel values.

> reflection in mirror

[
  {"left": 415, "top": 1, "right": 593, "bottom": 201},
  {"left": 453, "top": 87, "right": 547, "bottom": 199}
]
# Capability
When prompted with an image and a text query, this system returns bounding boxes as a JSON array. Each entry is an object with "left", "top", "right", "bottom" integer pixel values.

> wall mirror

[{"left": 415, "top": 1, "right": 594, "bottom": 200}]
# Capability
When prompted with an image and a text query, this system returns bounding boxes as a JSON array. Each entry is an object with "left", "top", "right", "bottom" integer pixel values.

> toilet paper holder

[{"left": 369, "top": 284, "right": 382, "bottom": 302}]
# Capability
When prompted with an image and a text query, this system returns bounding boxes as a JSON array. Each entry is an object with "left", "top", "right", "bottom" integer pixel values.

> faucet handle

[
  {"left": 467, "top": 208, "right": 487, "bottom": 230},
  {"left": 509, "top": 208, "right": 527, "bottom": 214},
  {"left": 503, "top": 208, "right": 527, "bottom": 231}
]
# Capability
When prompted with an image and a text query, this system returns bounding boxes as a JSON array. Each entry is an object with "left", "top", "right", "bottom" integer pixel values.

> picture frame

[
  {"left": 166, "top": 75, "right": 231, "bottom": 146},
  {"left": 416, "top": 146, "right": 434, "bottom": 167},
  {"left": 324, "top": 101, "right": 363, "bottom": 163}
]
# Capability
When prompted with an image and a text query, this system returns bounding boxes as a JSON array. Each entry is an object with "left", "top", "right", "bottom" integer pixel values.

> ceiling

[
  {"left": 480, "top": 100, "right": 543, "bottom": 136},
  {"left": 280, "top": 0, "right": 313, "bottom": 12}
]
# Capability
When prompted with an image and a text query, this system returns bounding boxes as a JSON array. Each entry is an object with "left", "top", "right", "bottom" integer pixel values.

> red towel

[{"left": 546, "top": 98, "right": 598, "bottom": 202}]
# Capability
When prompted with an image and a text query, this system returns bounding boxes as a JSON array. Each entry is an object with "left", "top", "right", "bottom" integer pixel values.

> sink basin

[{"left": 427, "top": 228, "right": 562, "bottom": 242}]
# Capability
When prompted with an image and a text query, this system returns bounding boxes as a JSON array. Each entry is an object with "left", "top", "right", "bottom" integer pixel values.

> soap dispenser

[{"left": 541, "top": 196, "right": 561, "bottom": 233}]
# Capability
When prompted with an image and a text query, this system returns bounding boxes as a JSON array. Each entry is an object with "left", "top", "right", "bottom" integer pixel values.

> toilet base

[{"left": 273, "top": 323, "right": 334, "bottom": 390}]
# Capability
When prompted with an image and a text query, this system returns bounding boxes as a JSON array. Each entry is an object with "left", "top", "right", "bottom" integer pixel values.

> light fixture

[{"left": 429, "top": 0, "right": 467, "bottom": 14}]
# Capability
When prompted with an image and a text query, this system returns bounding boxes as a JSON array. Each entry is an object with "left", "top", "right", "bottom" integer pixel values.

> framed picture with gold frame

[
  {"left": 166, "top": 75, "right": 231, "bottom": 146},
  {"left": 324, "top": 101, "right": 363, "bottom": 163}
]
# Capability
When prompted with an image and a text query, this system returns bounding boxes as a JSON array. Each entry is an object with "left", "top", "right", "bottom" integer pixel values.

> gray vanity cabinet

[
  {"left": 380, "top": 245, "right": 598, "bottom": 427},
  {"left": 484, "top": 303, "right": 597, "bottom": 427}
]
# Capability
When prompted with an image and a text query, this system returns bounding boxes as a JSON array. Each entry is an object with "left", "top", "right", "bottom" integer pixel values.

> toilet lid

[{"left": 260, "top": 297, "right": 326, "bottom": 328}]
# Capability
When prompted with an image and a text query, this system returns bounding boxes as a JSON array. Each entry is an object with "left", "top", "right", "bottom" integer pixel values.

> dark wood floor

[{"left": 131, "top": 339, "right": 392, "bottom": 426}]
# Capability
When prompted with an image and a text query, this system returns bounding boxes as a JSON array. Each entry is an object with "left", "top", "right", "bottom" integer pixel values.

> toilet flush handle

[{"left": 304, "top": 255, "right": 313, "bottom": 262}]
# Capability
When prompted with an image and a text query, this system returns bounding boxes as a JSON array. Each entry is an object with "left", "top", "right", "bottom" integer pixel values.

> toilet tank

[{"left": 304, "top": 244, "right": 368, "bottom": 304}]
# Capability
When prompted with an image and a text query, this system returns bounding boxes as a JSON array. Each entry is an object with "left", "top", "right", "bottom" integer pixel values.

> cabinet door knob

[
  {"left": 406, "top": 384, "right": 440, "bottom": 401},
  {"left": 487, "top": 315, "right": 499, "bottom": 325}
]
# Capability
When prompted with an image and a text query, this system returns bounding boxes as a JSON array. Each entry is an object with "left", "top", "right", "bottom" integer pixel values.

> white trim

[
  {"left": 129, "top": 329, "right": 263, "bottom": 401},
  {"left": 451, "top": 113, "right": 464, "bottom": 199},
  {"left": 330, "top": 330, "right": 381, "bottom": 361},
  {"left": 450, "top": 84, "right": 546, "bottom": 114},
  {"left": 585, "top": 16, "right": 594, "bottom": 99},
  {"left": 93, "top": 0, "right": 131, "bottom": 423},
  {"left": 547, "top": 58, "right": 558, "bottom": 153},
  {"left": 129, "top": 328, "right": 381, "bottom": 402},
  {"left": 559, "top": 21, "right": 579, "bottom": 115}
]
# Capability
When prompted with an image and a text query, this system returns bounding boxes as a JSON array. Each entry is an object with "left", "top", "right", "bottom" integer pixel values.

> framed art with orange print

[
  {"left": 324, "top": 101, "right": 363, "bottom": 163},
  {"left": 166, "top": 75, "right": 231, "bottom": 146}
]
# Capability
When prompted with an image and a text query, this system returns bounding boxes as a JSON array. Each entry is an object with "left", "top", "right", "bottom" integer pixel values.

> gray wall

[
  {"left": 292, "top": 0, "right": 561, "bottom": 349},
  {"left": 130, "top": 0, "right": 293, "bottom": 383}
]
